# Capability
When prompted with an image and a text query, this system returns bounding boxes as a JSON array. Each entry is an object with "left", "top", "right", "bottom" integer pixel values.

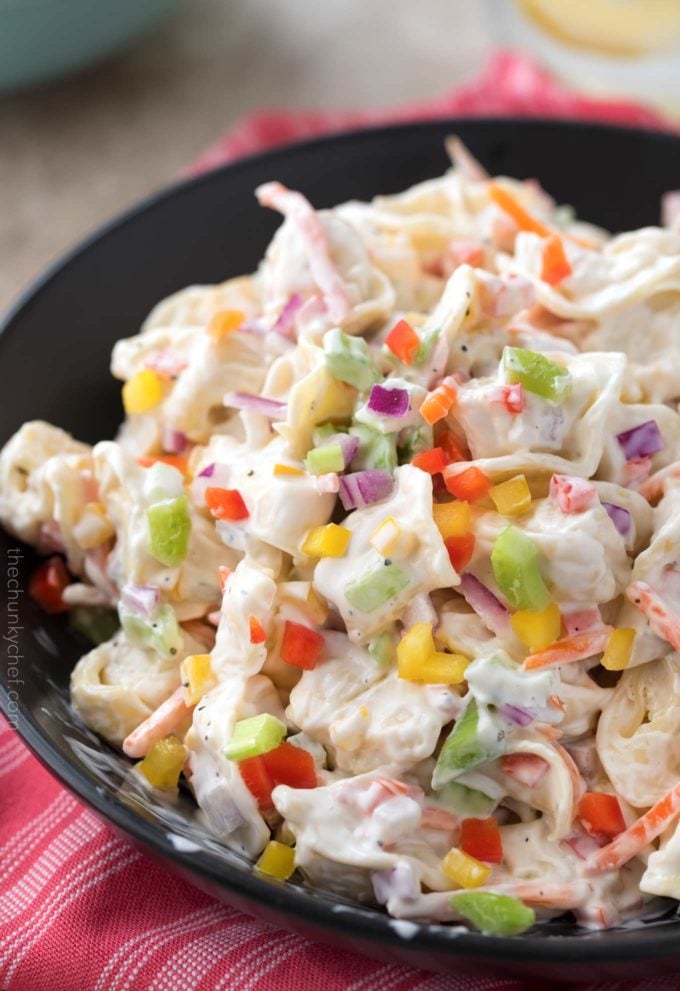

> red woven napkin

[{"left": 2, "top": 50, "right": 679, "bottom": 991}]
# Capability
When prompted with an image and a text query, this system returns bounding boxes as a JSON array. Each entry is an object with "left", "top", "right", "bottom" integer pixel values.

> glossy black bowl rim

[{"left": 3, "top": 116, "right": 680, "bottom": 966}]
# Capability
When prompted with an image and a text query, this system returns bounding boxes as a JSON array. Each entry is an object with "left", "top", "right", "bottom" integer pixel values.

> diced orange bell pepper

[
  {"left": 541, "top": 234, "right": 572, "bottom": 286},
  {"left": 460, "top": 817, "right": 503, "bottom": 865},
  {"left": 137, "top": 454, "right": 189, "bottom": 477},
  {"left": 248, "top": 615, "right": 267, "bottom": 644},
  {"left": 444, "top": 467, "right": 491, "bottom": 502},
  {"left": 205, "top": 487, "right": 249, "bottom": 521},
  {"left": 280, "top": 621, "right": 325, "bottom": 670},
  {"left": 207, "top": 309, "right": 246, "bottom": 341},
  {"left": 28, "top": 556, "right": 70, "bottom": 614},
  {"left": 420, "top": 379, "right": 457, "bottom": 426},
  {"left": 385, "top": 319, "right": 420, "bottom": 364}
]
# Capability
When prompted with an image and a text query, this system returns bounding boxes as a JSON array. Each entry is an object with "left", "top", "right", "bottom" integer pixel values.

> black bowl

[{"left": 3, "top": 119, "right": 680, "bottom": 984}]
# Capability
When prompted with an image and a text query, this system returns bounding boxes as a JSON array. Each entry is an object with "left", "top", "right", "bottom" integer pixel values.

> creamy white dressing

[{"left": 5, "top": 157, "right": 680, "bottom": 934}]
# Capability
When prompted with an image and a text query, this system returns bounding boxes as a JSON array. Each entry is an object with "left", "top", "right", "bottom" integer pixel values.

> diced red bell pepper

[
  {"left": 384, "top": 319, "right": 420, "bottom": 365},
  {"left": 445, "top": 533, "right": 476, "bottom": 572},
  {"left": 205, "top": 487, "right": 249, "bottom": 521},
  {"left": 262, "top": 741, "right": 317, "bottom": 790},
  {"left": 280, "top": 621, "right": 325, "bottom": 670},
  {"left": 436, "top": 430, "right": 467, "bottom": 464},
  {"left": 28, "top": 556, "right": 70, "bottom": 614},
  {"left": 541, "top": 234, "right": 572, "bottom": 286},
  {"left": 137, "top": 454, "right": 189, "bottom": 476},
  {"left": 460, "top": 817, "right": 503, "bottom": 864},
  {"left": 411, "top": 447, "right": 447, "bottom": 475},
  {"left": 444, "top": 466, "right": 491, "bottom": 502},
  {"left": 578, "top": 792, "right": 626, "bottom": 842},
  {"left": 239, "top": 756, "right": 275, "bottom": 811},
  {"left": 248, "top": 615, "right": 267, "bottom": 644},
  {"left": 488, "top": 383, "right": 525, "bottom": 415}
]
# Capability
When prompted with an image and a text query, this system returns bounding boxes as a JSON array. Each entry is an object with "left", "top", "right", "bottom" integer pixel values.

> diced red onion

[
  {"left": 314, "top": 472, "right": 340, "bottom": 494},
  {"left": 120, "top": 583, "right": 160, "bottom": 618},
  {"left": 562, "top": 833, "right": 601, "bottom": 861},
  {"left": 338, "top": 470, "right": 394, "bottom": 511},
  {"left": 201, "top": 782, "right": 246, "bottom": 834},
  {"left": 371, "top": 862, "right": 420, "bottom": 905},
  {"left": 223, "top": 392, "right": 286, "bottom": 419},
  {"left": 502, "top": 753, "right": 550, "bottom": 788},
  {"left": 322, "top": 433, "right": 360, "bottom": 469},
  {"left": 562, "top": 607, "right": 603, "bottom": 637},
  {"left": 143, "top": 348, "right": 188, "bottom": 378},
  {"left": 271, "top": 293, "right": 304, "bottom": 339},
  {"left": 459, "top": 573, "right": 510, "bottom": 637},
  {"left": 161, "top": 426, "right": 188, "bottom": 455},
  {"left": 616, "top": 420, "right": 664, "bottom": 460},
  {"left": 601, "top": 502, "right": 632, "bottom": 537},
  {"left": 367, "top": 384, "right": 410, "bottom": 419},
  {"left": 497, "top": 703, "right": 534, "bottom": 727},
  {"left": 191, "top": 462, "right": 231, "bottom": 504}
]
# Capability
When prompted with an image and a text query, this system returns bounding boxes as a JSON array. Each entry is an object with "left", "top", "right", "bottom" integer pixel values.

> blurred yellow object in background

[{"left": 520, "top": 0, "right": 680, "bottom": 57}]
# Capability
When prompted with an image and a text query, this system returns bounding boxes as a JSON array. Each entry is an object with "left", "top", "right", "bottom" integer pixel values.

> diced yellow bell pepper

[
  {"left": 397, "top": 622, "right": 436, "bottom": 681},
  {"left": 256, "top": 840, "right": 296, "bottom": 880},
  {"left": 510, "top": 603, "right": 562, "bottom": 652},
  {"left": 122, "top": 369, "right": 164, "bottom": 415},
  {"left": 369, "top": 516, "right": 416, "bottom": 558},
  {"left": 301, "top": 523, "right": 351, "bottom": 558},
  {"left": 490, "top": 475, "right": 532, "bottom": 516},
  {"left": 73, "top": 501, "right": 115, "bottom": 549},
  {"left": 137, "top": 735, "right": 186, "bottom": 789},
  {"left": 277, "top": 581, "right": 329, "bottom": 625},
  {"left": 418, "top": 651, "right": 469, "bottom": 685},
  {"left": 442, "top": 847, "right": 492, "bottom": 888},
  {"left": 273, "top": 463, "right": 305, "bottom": 477},
  {"left": 433, "top": 501, "right": 472, "bottom": 540},
  {"left": 207, "top": 309, "right": 246, "bottom": 341},
  {"left": 602, "top": 628, "right": 636, "bottom": 671},
  {"left": 181, "top": 653, "right": 216, "bottom": 706}
]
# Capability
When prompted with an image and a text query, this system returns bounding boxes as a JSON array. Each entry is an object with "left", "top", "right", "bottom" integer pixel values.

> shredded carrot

[
  {"left": 587, "top": 782, "right": 680, "bottom": 876},
  {"left": 488, "top": 183, "right": 552, "bottom": 238},
  {"left": 541, "top": 234, "right": 572, "bottom": 286},
  {"left": 626, "top": 581, "right": 680, "bottom": 653},
  {"left": 523, "top": 628, "right": 612, "bottom": 670}
]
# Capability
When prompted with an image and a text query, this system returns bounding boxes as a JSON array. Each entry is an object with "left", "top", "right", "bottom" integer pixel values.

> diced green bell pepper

[
  {"left": 305, "top": 443, "right": 344, "bottom": 475},
  {"left": 225, "top": 713, "right": 287, "bottom": 761},
  {"left": 503, "top": 346, "right": 572, "bottom": 405},
  {"left": 146, "top": 495, "right": 191, "bottom": 567},
  {"left": 119, "top": 602, "right": 183, "bottom": 659},
  {"left": 432, "top": 700, "right": 504, "bottom": 789},
  {"left": 449, "top": 891, "right": 536, "bottom": 936},
  {"left": 349, "top": 423, "right": 397, "bottom": 471},
  {"left": 69, "top": 606, "right": 119, "bottom": 645},
  {"left": 368, "top": 631, "right": 397, "bottom": 665},
  {"left": 491, "top": 525, "right": 551, "bottom": 611},
  {"left": 345, "top": 562, "right": 409, "bottom": 613},
  {"left": 324, "top": 328, "right": 381, "bottom": 392},
  {"left": 436, "top": 780, "right": 497, "bottom": 818}
]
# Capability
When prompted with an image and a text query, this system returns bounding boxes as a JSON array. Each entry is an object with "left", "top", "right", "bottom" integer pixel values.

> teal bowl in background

[{"left": 0, "top": 0, "right": 179, "bottom": 93}]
